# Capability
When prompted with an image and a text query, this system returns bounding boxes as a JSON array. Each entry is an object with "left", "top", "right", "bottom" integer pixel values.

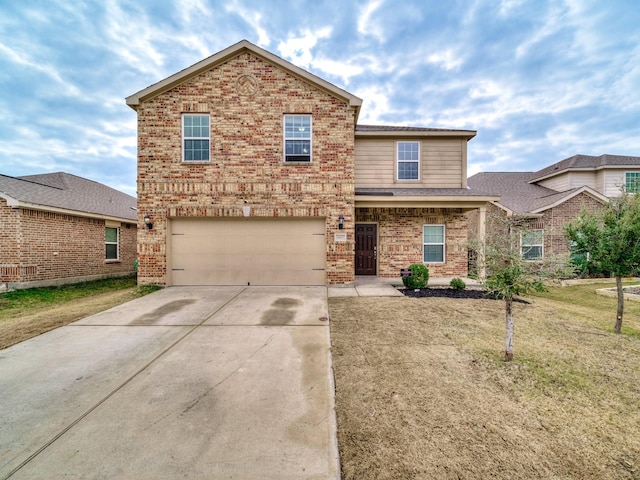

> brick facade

[
  {"left": 0, "top": 198, "right": 136, "bottom": 288},
  {"left": 356, "top": 207, "right": 469, "bottom": 278},
  {"left": 135, "top": 52, "right": 356, "bottom": 285}
]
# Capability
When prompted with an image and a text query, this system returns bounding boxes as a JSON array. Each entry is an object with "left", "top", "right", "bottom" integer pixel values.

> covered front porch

[{"left": 354, "top": 189, "right": 499, "bottom": 280}]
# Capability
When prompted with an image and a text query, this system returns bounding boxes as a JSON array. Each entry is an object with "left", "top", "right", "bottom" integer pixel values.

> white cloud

[
  {"left": 277, "top": 28, "right": 332, "bottom": 68},
  {"left": 515, "top": 3, "right": 566, "bottom": 59},
  {"left": 357, "top": 0, "right": 385, "bottom": 41},
  {"left": 427, "top": 49, "right": 464, "bottom": 71},
  {"left": 0, "top": 42, "right": 82, "bottom": 98},
  {"left": 356, "top": 85, "right": 391, "bottom": 124},
  {"left": 225, "top": 0, "right": 270, "bottom": 47}
]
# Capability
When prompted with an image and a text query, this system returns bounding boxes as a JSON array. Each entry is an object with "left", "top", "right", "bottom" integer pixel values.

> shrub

[
  {"left": 402, "top": 264, "right": 429, "bottom": 289},
  {"left": 450, "top": 278, "right": 466, "bottom": 290}
]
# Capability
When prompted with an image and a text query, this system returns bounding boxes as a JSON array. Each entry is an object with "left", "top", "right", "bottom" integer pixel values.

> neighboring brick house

[
  {"left": 0, "top": 172, "right": 137, "bottom": 290},
  {"left": 465, "top": 153, "right": 640, "bottom": 262},
  {"left": 126, "top": 40, "right": 498, "bottom": 286}
]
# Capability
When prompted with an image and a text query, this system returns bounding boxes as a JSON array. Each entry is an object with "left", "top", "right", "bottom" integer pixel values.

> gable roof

[
  {"left": 125, "top": 39, "right": 363, "bottom": 120},
  {"left": 356, "top": 124, "right": 476, "bottom": 139},
  {"left": 530, "top": 154, "right": 640, "bottom": 183},
  {"left": 467, "top": 172, "right": 608, "bottom": 216},
  {"left": 0, "top": 172, "right": 137, "bottom": 222}
]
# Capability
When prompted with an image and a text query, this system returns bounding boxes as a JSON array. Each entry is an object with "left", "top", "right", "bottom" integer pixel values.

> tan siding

[
  {"left": 604, "top": 171, "right": 625, "bottom": 197},
  {"left": 537, "top": 174, "right": 570, "bottom": 191},
  {"left": 567, "top": 171, "right": 597, "bottom": 189},
  {"left": 354, "top": 137, "right": 464, "bottom": 188}
]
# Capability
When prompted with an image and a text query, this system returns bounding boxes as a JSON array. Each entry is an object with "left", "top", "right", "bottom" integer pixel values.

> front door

[{"left": 355, "top": 224, "right": 377, "bottom": 275}]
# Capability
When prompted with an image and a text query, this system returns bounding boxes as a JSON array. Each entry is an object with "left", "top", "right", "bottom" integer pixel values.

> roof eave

[
  {"left": 3, "top": 197, "right": 137, "bottom": 223},
  {"left": 355, "top": 194, "right": 499, "bottom": 209},
  {"left": 125, "top": 39, "right": 363, "bottom": 116},
  {"left": 355, "top": 129, "right": 476, "bottom": 139}
]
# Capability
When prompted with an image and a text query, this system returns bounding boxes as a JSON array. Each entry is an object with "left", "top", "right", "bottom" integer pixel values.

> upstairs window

[
  {"left": 423, "top": 225, "right": 445, "bottom": 263},
  {"left": 105, "top": 227, "right": 119, "bottom": 260},
  {"left": 521, "top": 229, "right": 544, "bottom": 261},
  {"left": 183, "top": 114, "right": 210, "bottom": 162},
  {"left": 284, "top": 115, "right": 312, "bottom": 162},
  {"left": 397, "top": 141, "right": 420, "bottom": 180},
  {"left": 626, "top": 172, "right": 640, "bottom": 193}
]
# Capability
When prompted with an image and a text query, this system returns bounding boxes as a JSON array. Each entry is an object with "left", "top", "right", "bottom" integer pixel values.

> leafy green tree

[
  {"left": 474, "top": 213, "right": 572, "bottom": 361},
  {"left": 565, "top": 192, "right": 640, "bottom": 333}
]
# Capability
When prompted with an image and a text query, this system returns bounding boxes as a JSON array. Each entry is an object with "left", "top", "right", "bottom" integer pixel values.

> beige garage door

[{"left": 169, "top": 217, "right": 326, "bottom": 286}]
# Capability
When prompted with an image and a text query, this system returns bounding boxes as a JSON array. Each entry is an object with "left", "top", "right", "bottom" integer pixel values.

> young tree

[
  {"left": 565, "top": 191, "right": 640, "bottom": 333},
  {"left": 474, "top": 213, "right": 571, "bottom": 361}
]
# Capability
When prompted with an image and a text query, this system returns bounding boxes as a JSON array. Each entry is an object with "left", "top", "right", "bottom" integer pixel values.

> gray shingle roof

[
  {"left": 467, "top": 172, "right": 589, "bottom": 214},
  {"left": 0, "top": 172, "right": 137, "bottom": 221},
  {"left": 356, "top": 124, "right": 472, "bottom": 133},
  {"left": 531, "top": 154, "right": 640, "bottom": 182}
]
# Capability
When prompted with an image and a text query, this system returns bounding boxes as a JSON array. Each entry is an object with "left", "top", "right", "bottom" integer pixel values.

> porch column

[{"left": 477, "top": 206, "right": 486, "bottom": 280}]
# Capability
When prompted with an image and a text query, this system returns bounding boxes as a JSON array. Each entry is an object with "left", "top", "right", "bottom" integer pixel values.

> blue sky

[{"left": 1, "top": 0, "right": 639, "bottom": 196}]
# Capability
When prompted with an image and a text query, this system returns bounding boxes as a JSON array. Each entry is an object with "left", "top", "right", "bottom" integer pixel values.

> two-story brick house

[{"left": 126, "top": 40, "right": 497, "bottom": 286}]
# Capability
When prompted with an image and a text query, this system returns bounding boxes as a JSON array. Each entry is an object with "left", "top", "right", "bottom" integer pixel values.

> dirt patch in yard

[
  {"left": 0, "top": 288, "right": 140, "bottom": 349},
  {"left": 329, "top": 294, "right": 640, "bottom": 479}
]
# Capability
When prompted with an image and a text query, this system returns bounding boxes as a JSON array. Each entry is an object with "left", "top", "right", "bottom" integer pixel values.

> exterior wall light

[
  {"left": 144, "top": 214, "right": 153, "bottom": 230},
  {"left": 338, "top": 215, "right": 345, "bottom": 230}
]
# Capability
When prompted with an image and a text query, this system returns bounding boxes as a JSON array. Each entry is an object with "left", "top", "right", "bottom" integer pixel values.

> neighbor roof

[
  {"left": 530, "top": 154, "right": 640, "bottom": 183},
  {"left": 467, "top": 172, "right": 608, "bottom": 215},
  {"left": 126, "top": 39, "right": 363, "bottom": 120},
  {"left": 0, "top": 172, "right": 137, "bottom": 222}
]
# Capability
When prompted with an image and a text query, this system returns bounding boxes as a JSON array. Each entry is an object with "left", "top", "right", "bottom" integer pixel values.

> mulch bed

[
  {"left": 625, "top": 287, "right": 640, "bottom": 295},
  {"left": 399, "top": 287, "right": 530, "bottom": 303}
]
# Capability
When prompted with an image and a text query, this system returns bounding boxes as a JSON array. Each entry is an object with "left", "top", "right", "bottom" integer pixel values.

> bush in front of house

[
  {"left": 402, "top": 264, "right": 429, "bottom": 289},
  {"left": 450, "top": 278, "right": 466, "bottom": 290}
]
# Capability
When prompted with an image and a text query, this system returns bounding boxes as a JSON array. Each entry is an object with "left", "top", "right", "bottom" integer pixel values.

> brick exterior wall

[
  {"left": 356, "top": 207, "right": 469, "bottom": 278},
  {"left": 135, "top": 52, "right": 356, "bottom": 285},
  {"left": 0, "top": 198, "right": 136, "bottom": 288}
]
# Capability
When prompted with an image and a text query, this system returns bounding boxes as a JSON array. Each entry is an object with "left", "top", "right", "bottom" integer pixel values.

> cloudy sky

[{"left": 1, "top": 0, "right": 638, "bottom": 196}]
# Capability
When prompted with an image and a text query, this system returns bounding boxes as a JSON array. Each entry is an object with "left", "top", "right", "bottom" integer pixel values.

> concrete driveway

[{"left": 0, "top": 286, "right": 338, "bottom": 480}]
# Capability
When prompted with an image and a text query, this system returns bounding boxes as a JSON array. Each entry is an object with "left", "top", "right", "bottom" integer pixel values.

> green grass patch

[{"left": 0, "top": 276, "right": 146, "bottom": 315}]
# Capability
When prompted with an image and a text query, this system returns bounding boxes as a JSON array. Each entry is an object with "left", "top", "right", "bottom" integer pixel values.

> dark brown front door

[{"left": 355, "top": 224, "right": 377, "bottom": 275}]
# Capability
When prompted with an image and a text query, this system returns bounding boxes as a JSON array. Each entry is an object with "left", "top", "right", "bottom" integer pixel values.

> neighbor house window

[
  {"left": 284, "top": 114, "right": 312, "bottom": 162},
  {"left": 626, "top": 172, "right": 640, "bottom": 193},
  {"left": 105, "top": 227, "right": 119, "bottom": 260},
  {"left": 423, "top": 225, "right": 445, "bottom": 263},
  {"left": 521, "top": 229, "right": 544, "bottom": 261},
  {"left": 397, "top": 141, "right": 420, "bottom": 180},
  {"left": 182, "top": 114, "right": 210, "bottom": 161}
]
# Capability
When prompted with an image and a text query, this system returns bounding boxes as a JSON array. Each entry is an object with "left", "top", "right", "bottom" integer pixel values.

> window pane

[
  {"left": 398, "top": 162, "right": 419, "bottom": 180},
  {"left": 105, "top": 227, "right": 118, "bottom": 242},
  {"left": 184, "top": 139, "right": 209, "bottom": 161},
  {"left": 105, "top": 243, "right": 118, "bottom": 259},
  {"left": 522, "top": 246, "right": 542, "bottom": 260},
  {"left": 522, "top": 230, "right": 543, "bottom": 245},
  {"left": 398, "top": 142, "right": 419, "bottom": 161},
  {"left": 423, "top": 226, "right": 444, "bottom": 243},
  {"left": 626, "top": 172, "right": 640, "bottom": 193},
  {"left": 424, "top": 245, "right": 444, "bottom": 263}
]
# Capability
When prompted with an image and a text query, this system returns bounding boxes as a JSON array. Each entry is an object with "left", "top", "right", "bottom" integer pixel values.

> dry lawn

[
  {"left": 0, "top": 287, "right": 143, "bottom": 350},
  {"left": 329, "top": 282, "right": 640, "bottom": 479}
]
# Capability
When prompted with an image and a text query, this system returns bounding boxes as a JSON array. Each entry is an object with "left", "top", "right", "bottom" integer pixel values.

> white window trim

[
  {"left": 182, "top": 113, "right": 211, "bottom": 163},
  {"left": 397, "top": 141, "right": 421, "bottom": 181},
  {"left": 283, "top": 114, "right": 312, "bottom": 163},
  {"left": 423, "top": 224, "right": 445, "bottom": 264},
  {"left": 105, "top": 226, "right": 120, "bottom": 262},
  {"left": 521, "top": 229, "right": 544, "bottom": 261}
]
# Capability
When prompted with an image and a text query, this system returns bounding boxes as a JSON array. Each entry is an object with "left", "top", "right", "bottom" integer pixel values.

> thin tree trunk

[
  {"left": 615, "top": 274, "right": 624, "bottom": 334},
  {"left": 504, "top": 296, "right": 514, "bottom": 361}
]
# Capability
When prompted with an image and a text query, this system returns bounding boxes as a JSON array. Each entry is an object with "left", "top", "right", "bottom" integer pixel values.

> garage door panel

[{"left": 170, "top": 218, "right": 326, "bottom": 286}]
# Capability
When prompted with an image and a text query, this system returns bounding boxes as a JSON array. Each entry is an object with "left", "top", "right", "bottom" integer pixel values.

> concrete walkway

[{"left": 0, "top": 286, "right": 338, "bottom": 480}]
